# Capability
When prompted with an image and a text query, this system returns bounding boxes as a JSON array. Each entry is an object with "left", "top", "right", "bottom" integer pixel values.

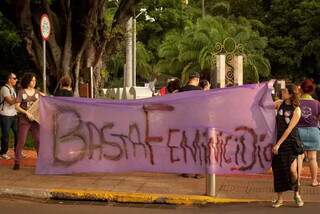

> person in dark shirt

[
  {"left": 55, "top": 75, "right": 73, "bottom": 97},
  {"left": 179, "top": 71, "right": 203, "bottom": 179},
  {"left": 272, "top": 84, "right": 304, "bottom": 208},
  {"left": 178, "top": 71, "right": 202, "bottom": 92}
]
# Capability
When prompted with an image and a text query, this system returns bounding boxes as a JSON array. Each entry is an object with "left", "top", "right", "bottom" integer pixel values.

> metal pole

[
  {"left": 206, "top": 174, "right": 216, "bottom": 196},
  {"left": 206, "top": 56, "right": 226, "bottom": 197},
  {"left": 43, "top": 40, "right": 46, "bottom": 94},
  {"left": 133, "top": 16, "right": 137, "bottom": 87},
  {"left": 90, "top": 66, "right": 94, "bottom": 98},
  {"left": 206, "top": 127, "right": 218, "bottom": 197}
]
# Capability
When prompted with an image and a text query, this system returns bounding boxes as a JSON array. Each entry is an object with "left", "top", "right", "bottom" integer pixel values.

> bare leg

[
  {"left": 290, "top": 159, "right": 299, "bottom": 197},
  {"left": 291, "top": 159, "right": 304, "bottom": 206},
  {"left": 307, "top": 151, "right": 318, "bottom": 186},
  {"left": 297, "top": 154, "right": 304, "bottom": 186}
]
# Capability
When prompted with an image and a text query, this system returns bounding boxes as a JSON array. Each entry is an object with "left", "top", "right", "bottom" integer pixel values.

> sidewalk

[{"left": 1, "top": 149, "right": 320, "bottom": 205}]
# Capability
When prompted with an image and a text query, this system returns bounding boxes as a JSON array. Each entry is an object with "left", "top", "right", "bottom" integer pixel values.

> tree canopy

[
  {"left": 0, "top": 0, "right": 319, "bottom": 89},
  {"left": 158, "top": 16, "right": 270, "bottom": 84},
  {"left": 0, "top": 0, "right": 140, "bottom": 94}
]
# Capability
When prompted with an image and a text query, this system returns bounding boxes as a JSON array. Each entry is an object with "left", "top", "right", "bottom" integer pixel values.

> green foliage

[
  {"left": 296, "top": 0, "right": 320, "bottom": 78},
  {"left": 0, "top": 12, "right": 29, "bottom": 82},
  {"left": 136, "top": 42, "right": 154, "bottom": 81},
  {"left": 194, "top": 0, "right": 319, "bottom": 82},
  {"left": 105, "top": 1, "right": 118, "bottom": 28},
  {"left": 241, "top": 0, "right": 319, "bottom": 81},
  {"left": 158, "top": 16, "right": 270, "bottom": 83},
  {"left": 106, "top": 48, "right": 125, "bottom": 87},
  {"left": 106, "top": 0, "right": 201, "bottom": 86},
  {"left": 2, "top": 0, "right": 319, "bottom": 86},
  {"left": 0, "top": 13, "right": 20, "bottom": 48}
]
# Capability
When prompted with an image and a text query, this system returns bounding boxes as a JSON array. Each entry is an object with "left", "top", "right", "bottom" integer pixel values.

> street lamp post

[{"left": 132, "top": 8, "right": 154, "bottom": 87}]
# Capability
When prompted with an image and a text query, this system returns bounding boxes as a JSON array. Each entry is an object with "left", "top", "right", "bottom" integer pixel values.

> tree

[
  {"left": 106, "top": 0, "right": 201, "bottom": 86},
  {"left": 262, "top": 0, "right": 302, "bottom": 80},
  {"left": 295, "top": 0, "right": 320, "bottom": 82},
  {"left": 0, "top": 12, "right": 30, "bottom": 84},
  {"left": 213, "top": 0, "right": 320, "bottom": 82},
  {"left": 158, "top": 16, "right": 270, "bottom": 84},
  {"left": 0, "top": 0, "right": 141, "bottom": 95}
]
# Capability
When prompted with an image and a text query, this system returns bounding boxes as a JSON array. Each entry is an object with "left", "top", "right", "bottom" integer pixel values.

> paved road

[{"left": 1, "top": 198, "right": 320, "bottom": 214}]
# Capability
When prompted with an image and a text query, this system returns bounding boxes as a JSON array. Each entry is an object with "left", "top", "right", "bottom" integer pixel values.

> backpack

[{"left": 0, "top": 85, "right": 12, "bottom": 111}]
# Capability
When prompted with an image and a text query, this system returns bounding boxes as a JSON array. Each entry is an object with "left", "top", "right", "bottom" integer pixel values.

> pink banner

[{"left": 36, "top": 82, "right": 276, "bottom": 175}]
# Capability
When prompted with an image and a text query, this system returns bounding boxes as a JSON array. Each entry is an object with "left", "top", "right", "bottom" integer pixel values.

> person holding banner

[
  {"left": 13, "top": 72, "right": 43, "bottom": 170},
  {"left": 272, "top": 84, "right": 304, "bottom": 208}
]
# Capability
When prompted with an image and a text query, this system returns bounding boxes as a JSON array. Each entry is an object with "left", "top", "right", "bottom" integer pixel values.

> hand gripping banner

[{"left": 36, "top": 82, "right": 276, "bottom": 175}]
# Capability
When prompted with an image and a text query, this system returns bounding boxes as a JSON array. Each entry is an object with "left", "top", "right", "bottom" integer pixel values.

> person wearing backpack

[{"left": 0, "top": 73, "right": 18, "bottom": 160}]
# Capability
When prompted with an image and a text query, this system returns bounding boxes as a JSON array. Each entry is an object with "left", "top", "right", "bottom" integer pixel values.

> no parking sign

[
  {"left": 40, "top": 14, "right": 50, "bottom": 94},
  {"left": 40, "top": 14, "right": 51, "bottom": 40}
]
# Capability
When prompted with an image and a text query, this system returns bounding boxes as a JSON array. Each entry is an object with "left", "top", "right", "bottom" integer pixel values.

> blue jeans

[{"left": 0, "top": 115, "right": 18, "bottom": 155}]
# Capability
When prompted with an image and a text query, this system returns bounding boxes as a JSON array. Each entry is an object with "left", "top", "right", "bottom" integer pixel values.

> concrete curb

[
  {"left": 0, "top": 187, "right": 258, "bottom": 205},
  {"left": 0, "top": 187, "right": 51, "bottom": 199},
  {"left": 50, "top": 189, "right": 258, "bottom": 205}
]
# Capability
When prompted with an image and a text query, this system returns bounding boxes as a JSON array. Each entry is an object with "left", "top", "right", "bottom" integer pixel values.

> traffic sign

[{"left": 40, "top": 14, "right": 51, "bottom": 40}]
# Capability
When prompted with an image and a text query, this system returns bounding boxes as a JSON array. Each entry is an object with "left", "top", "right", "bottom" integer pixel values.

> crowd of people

[
  {"left": 0, "top": 71, "right": 319, "bottom": 208},
  {"left": 271, "top": 79, "right": 320, "bottom": 208},
  {"left": 0, "top": 72, "right": 73, "bottom": 170},
  {"left": 158, "top": 73, "right": 320, "bottom": 208}
]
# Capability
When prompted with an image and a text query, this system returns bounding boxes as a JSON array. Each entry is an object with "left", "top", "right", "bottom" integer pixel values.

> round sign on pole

[{"left": 40, "top": 14, "right": 51, "bottom": 40}]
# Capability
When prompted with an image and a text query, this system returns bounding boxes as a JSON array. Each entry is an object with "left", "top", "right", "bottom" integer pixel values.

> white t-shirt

[{"left": 0, "top": 84, "right": 17, "bottom": 116}]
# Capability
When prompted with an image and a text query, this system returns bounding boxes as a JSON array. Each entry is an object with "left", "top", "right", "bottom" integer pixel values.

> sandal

[
  {"left": 294, "top": 195, "right": 304, "bottom": 207},
  {"left": 311, "top": 182, "right": 320, "bottom": 187},
  {"left": 272, "top": 200, "right": 283, "bottom": 208}
]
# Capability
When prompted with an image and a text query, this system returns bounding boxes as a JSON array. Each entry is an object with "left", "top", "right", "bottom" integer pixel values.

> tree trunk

[
  {"left": 1, "top": 0, "right": 141, "bottom": 95},
  {"left": 125, "top": 17, "right": 133, "bottom": 87},
  {"left": 60, "top": 0, "right": 73, "bottom": 77}
]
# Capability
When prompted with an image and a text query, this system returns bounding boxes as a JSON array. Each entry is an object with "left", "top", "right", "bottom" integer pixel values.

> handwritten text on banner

[{"left": 36, "top": 82, "right": 276, "bottom": 175}]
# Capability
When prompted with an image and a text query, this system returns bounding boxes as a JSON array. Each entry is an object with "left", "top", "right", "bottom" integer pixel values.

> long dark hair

[
  {"left": 286, "top": 84, "right": 300, "bottom": 108},
  {"left": 20, "top": 72, "right": 36, "bottom": 89}
]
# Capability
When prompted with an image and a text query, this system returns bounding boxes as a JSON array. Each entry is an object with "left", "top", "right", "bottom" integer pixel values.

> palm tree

[{"left": 157, "top": 16, "right": 270, "bottom": 84}]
